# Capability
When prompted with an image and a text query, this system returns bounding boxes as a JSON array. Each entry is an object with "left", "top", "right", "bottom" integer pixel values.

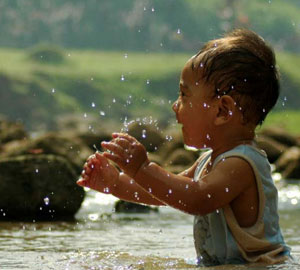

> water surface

[{"left": 0, "top": 183, "right": 299, "bottom": 270}]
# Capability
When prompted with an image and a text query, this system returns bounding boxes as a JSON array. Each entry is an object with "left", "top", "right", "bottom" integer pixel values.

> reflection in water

[{"left": 0, "top": 186, "right": 299, "bottom": 270}]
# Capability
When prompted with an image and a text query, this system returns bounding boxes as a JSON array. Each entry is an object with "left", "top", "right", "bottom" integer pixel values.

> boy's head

[{"left": 191, "top": 28, "right": 279, "bottom": 126}]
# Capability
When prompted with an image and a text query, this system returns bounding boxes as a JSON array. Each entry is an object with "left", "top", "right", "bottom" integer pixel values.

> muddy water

[{"left": 0, "top": 184, "right": 299, "bottom": 270}]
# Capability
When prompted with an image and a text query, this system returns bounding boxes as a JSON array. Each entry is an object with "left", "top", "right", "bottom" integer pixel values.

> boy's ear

[{"left": 214, "top": 95, "right": 235, "bottom": 126}]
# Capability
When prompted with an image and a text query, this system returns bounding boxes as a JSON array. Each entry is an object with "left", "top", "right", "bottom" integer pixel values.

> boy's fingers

[
  {"left": 103, "top": 152, "right": 123, "bottom": 166},
  {"left": 112, "top": 133, "right": 136, "bottom": 143},
  {"left": 102, "top": 142, "right": 125, "bottom": 157},
  {"left": 85, "top": 166, "right": 91, "bottom": 174},
  {"left": 77, "top": 178, "right": 87, "bottom": 186}
]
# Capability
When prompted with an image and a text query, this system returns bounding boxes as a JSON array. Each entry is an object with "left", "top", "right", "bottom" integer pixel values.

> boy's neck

[{"left": 210, "top": 125, "right": 256, "bottom": 164}]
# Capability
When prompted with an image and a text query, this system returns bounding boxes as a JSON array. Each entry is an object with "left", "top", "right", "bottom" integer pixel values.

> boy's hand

[
  {"left": 101, "top": 133, "right": 150, "bottom": 178},
  {"left": 77, "top": 152, "right": 119, "bottom": 194}
]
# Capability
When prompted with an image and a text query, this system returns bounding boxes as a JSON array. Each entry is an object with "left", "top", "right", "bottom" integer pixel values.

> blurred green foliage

[
  {"left": 28, "top": 44, "right": 65, "bottom": 64},
  {"left": 0, "top": 48, "right": 299, "bottom": 133},
  {"left": 0, "top": 0, "right": 299, "bottom": 53}
]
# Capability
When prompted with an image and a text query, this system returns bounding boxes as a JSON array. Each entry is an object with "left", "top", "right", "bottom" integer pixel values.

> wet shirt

[{"left": 193, "top": 144, "right": 291, "bottom": 266}]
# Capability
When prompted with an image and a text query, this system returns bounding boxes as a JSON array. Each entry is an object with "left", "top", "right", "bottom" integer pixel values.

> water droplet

[
  {"left": 142, "top": 129, "right": 147, "bottom": 139},
  {"left": 143, "top": 6, "right": 147, "bottom": 11},
  {"left": 129, "top": 179, "right": 134, "bottom": 184},
  {"left": 165, "top": 135, "right": 173, "bottom": 141},
  {"left": 262, "top": 108, "right": 266, "bottom": 113},
  {"left": 121, "top": 75, "right": 125, "bottom": 81},
  {"left": 68, "top": 53, "right": 71, "bottom": 57},
  {"left": 168, "top": 189, "right": 172, "bottom": 194},
  {"left": 124, "top": 53, "right": 128, "bottom": 59},
  {"left": 91, "top": 102, "right": 96, "bottom": 108},
  {"left": 44, "top": 197, "right": 50, "bottom": 205},
  {"left": 112, "top": 98, "right": 116, "bottom": 103},
  {"left": 146, "top": 79, "right": 150, "bottom": 85},
  {"left": 91, "top": 77, "right": 94, "bottom": 81},
  {"left": 83, "top": 113, "right": 87, "bottom": 118},
  {"left": 99, "top": 111, "right": 106, "bottom": 116},
  {"left": 216, "top": 209, "right": 220, "bottom": 214},
  {"left": 206, "top": 134, "right": 211, "bottom": 140},
  {"left": 103, "top": 187, "right": 110, "bottom": 193},
  {"left": 177, "top": 28, "right": 181, "bottom": 34},
  {"left": 134, "top": 192, "right": 139, "bottom": 198},
  {"left": 151, "top": 7, "right": 155, "bottom": 12},
  {"left": 207, "top": 194, "right": 211, "bottom": 198},
  {"left": 185, "top": 184, "right": 189, "bottom": 189},
  {"left": 244, "top": 78, "right": 247, "bottom": 82},
  {"left": 229, "top": 110, "right": 233, "bottom": 116},
  {"left": 199, "top": 62, "right": 204, "bottom": 68},
  {"left": 148, "top": 188, "right": 152, "bottom": 193},
  {"left": 225, "top": 187, "right": 229, "bottom": 192},
  {"left": 35, "top": 169, "right": 39, "bottom": 173},
  {"left": 51, "top": 88, "right": 55, "bottom": 93},
  {"left": 126, "top": 158, "right": 130, "bottom": 163},
  {"left": 291, "top": 198, "right": 298, "bottom": 205},
  {"left": 203, "top": 103, "right": 207, "bottom": 108},
  {"left": 231, "top": 85, "right": 234, "bottom": 90}
]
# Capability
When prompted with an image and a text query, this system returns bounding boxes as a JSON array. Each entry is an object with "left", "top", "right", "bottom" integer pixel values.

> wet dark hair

[{"left": 192, "top": 28, "right": 279, "bottom": 125}]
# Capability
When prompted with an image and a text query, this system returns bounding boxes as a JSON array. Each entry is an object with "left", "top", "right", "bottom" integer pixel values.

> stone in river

[{"left": 0, "top": 154, "right": 84, "bottom": 220}]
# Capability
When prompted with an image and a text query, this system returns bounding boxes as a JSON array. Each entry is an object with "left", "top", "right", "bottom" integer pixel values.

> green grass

[
  {"left": 261, "top": 110, "right": 300, "bottom": 135},
  {"left": 0, "top": 47, "right": 300, "bottom": 133},
  {"left": 0, "top": 48, "right": 189, "bottom": 79}
]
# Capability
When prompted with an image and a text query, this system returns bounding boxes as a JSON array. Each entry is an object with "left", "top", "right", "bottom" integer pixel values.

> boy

[{"left": 77, "top": 29, "right": 291, "bottom": 266}]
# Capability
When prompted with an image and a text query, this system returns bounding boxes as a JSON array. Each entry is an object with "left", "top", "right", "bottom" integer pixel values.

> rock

[
  {"left": 157, "top": 132, "right": 185, "bottom": 159},
  {"left": 0, "top": 132, "right": 93, "bottom": 175},
  {"left": 0, "top": 117, "right": 27, "bottom": 144},
  {"left": 127, "top": 121, "right": 164, "bottom": 152},
  {"left": 114, "top": 200, "right": 158, "bottom": 214},
  {"left": 0, "top": 154, "right": 84, "bottom": 220},
  {"left": 147, "top": 152, "right": 163, "bottom": 166},
  {"left": 275, "top": 146, "right": 300, "bottom": 179},
  {"left": 163, "top": 148, "right": 196, "bottom": 167},
  {"left": 75, "top": 131, "right": 112, "bottom": 151},
  {"left": 259, "top": 127, "right": 298, "bottom": 147},
  {"left": 255, "top": 135, "right": 288, "bottom": 163},
  {"left": 165, "top": 164, "right": 191, "bottom": 174}
]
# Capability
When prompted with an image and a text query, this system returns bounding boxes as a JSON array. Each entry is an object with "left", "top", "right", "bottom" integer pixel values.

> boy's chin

[{"left": 183, "top": 138, "right": 208, "bottom": 150}]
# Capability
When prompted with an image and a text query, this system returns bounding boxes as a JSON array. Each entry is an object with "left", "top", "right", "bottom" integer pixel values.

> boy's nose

[{"left": 172, "top": 100, "right": 179, "bottom": 113}]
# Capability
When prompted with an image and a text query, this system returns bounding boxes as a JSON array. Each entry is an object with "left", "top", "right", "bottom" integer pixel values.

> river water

[{"left": 0, "top": 183, "right": 300, "bottom": 270}]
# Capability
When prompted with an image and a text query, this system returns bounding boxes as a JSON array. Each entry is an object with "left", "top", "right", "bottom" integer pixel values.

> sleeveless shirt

[{"left": 193, "top": 144, "right": 291, "bottom": 266}]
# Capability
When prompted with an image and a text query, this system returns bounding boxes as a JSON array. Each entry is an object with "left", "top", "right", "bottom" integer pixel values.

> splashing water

[{"left": 44, "top": 197, "right": 50, "bottom": 205}]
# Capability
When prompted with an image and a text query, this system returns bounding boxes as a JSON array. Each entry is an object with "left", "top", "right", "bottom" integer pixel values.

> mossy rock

[
  {"left": 114, "top": 200, "right": 158, "bottom": 214},
  {"left": 0, "top": 154, "right": 85, "bottom": 220},
  {"left": 28, "top": 44, "right": 65, "bottom": 64}
]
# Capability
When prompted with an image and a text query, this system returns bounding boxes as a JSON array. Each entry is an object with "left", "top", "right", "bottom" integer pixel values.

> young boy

[{"left": 77, "top": 29, "right": 291, "bottom": 266}]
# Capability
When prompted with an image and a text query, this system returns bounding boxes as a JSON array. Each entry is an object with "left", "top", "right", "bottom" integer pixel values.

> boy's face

[{"left": 172, "top": 58, "right": 217, "bottom": 149}]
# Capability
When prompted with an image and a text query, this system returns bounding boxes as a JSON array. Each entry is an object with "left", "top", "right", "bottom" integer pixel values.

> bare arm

[
  {"left": 112, "top": 172, "right": 166, "bottom": 206},
  {"left": 77, "top": 152, "right": 165, "bottom": 206},
  {"left": 102, "top": 133, "right": 256, "bottom": 216}
]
